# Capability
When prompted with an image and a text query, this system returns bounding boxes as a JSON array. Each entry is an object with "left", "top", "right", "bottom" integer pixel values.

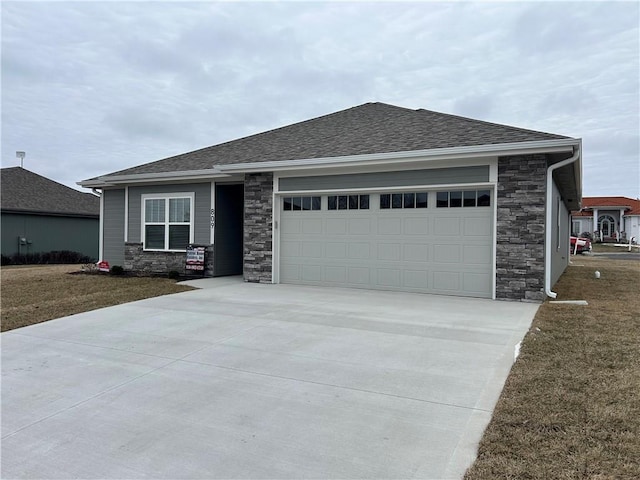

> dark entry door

[{"left": 214, "top": 184, "right": 244, "bottom": 276}]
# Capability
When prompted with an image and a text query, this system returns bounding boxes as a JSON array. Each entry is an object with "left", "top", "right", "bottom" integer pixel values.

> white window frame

[{"left": 141, "top": 192, "right": 195, "bottom": 252}]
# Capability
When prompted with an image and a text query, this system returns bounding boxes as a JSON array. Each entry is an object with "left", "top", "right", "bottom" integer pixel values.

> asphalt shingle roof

[
  {"left": 573, "top": 197, "right": 640, "bottom": 216},
  {"left": 98, "top": 102, "right": 569, "bottom": 178},
  {"left": 1, "top": 167, "right": 100, "bottom": 217}
]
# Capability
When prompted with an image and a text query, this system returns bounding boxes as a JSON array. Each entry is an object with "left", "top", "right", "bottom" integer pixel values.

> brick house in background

[
  {"left": 1, "top": 167, "right": 100, "bottom": 259},
  {"left": 80, "top": 103, "right": 582, "bottom": 301},
  {"left": 572, "top": 196, "right": 640, "bottom": 243}
]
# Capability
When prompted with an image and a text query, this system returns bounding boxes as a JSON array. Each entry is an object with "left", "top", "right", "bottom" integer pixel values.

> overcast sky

[{"left": 2, "top": 1, "right": 639, "bottom": 198}]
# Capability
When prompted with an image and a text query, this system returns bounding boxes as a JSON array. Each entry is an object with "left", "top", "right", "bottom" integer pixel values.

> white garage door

[{"left": 279, "top": 190, "right": 494, "bottom": 298}]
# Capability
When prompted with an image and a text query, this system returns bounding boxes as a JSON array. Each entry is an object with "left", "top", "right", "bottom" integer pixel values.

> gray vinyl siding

[
  {"left": 550, "top": 180, "right": 571, "bottom": 286},
  {"left": 103, "top": 189, "right": 125, "bottom": 266},
  {"left": 1, "top": 213, "right": 98, "bottom": 259},
  {"left": 279, "top": 166, "right": 490, "bottom": 192},
  {"left": 128, "top": 183, "right": 211, "bottom": 245}
]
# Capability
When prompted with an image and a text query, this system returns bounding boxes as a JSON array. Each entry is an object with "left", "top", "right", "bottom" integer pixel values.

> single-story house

[
  {"left": 572, "top": 196, "right": 640, "bottom": 242},
  {"left": 79, "top": 102, "right": 582, "bottom": 301},
  {"left": 1, "top": 167, "right": 100, "bottom": 259}
]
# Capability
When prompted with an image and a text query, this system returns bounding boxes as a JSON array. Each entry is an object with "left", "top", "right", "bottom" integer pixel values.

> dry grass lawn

[
  {"left": 465, "top": 255, "right": 640, "bottom": 479},
  {"left": 1, "top": 265, "right": 195, "bottom": 332}
]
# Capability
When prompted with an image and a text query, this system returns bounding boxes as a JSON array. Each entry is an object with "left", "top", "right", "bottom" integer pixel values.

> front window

[{"left": 143, "top": 194, "right": 194, "bottom": 251}]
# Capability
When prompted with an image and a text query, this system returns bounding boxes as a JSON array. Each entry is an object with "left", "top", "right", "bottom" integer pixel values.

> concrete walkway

[{"left": 2, "top": 279, "right": 538, "bottom": 479}]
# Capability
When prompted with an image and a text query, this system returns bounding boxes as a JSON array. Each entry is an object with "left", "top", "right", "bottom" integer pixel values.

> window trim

[{"left": 141, "top": 192, "right": 195, "bottom": 252}]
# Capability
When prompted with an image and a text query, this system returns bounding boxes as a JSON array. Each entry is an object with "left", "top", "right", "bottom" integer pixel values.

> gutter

[{"left": 545, "top": 143, "right": 582, "bottom": 299}]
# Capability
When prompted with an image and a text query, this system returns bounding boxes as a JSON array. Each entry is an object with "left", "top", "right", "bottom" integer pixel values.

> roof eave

[
  {"left": 78, "top": 169, "right": 232, "bottom": 188},
  {"left": 217, "top": 138, "right": 580, "bottom": 173}
]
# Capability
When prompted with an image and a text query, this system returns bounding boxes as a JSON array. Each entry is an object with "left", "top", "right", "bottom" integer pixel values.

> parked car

[{"left": 570, "top": 235, "right": 592, "bottom": 254}]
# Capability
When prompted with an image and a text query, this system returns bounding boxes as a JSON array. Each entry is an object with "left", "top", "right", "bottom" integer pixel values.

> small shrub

[
  {"left": 167, "top": 270, "right": 181, "bottom": 280},
  {"left": 110, "top": 265, "right": 125, "bottom": 276},
  {"left": 1, "top": 251, "right": 95, "bottom": 266}
]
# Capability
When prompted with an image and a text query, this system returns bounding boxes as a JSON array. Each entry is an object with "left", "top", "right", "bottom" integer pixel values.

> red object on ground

[
  {"left": 97, "top": 261, "right": 110, "bottom": 272},
  {"left": 570, "top": 236, "right": 591, "bottom": 254}
]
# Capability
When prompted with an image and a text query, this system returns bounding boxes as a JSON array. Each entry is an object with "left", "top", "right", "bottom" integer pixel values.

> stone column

[
  {"left": 495, "top": 154, "right": 547, "bottom": 301},
  {"left": 243, "top": 173, "right": 273, "bottom": 283}
]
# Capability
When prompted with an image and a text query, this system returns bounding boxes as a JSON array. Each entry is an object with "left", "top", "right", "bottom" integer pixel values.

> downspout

[{"left": 545, "top": 146, "right": 581, "bottom": 298}]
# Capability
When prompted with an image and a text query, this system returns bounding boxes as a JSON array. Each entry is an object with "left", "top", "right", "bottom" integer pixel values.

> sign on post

[{"left": 185, "top": 244, "right": 206, "bottom": 275}]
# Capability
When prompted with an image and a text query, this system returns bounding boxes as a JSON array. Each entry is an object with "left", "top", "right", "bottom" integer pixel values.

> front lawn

[
  {"left": 465, "top": 256, "right": 640, "bottom": 478},
  {"left": 1, "top": 265, "right": 195, "bottom": 332}
]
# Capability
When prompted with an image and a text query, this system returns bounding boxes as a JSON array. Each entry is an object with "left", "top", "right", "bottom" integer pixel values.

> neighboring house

[
  {"left": 1, "top": 167, "right": 100, "bottom": 259},
  {"left": 79, "top": 102, "right": 583, "bottom": 301},
  {"left": 572, "top": 196, "right": 640, "bottom": 242}
]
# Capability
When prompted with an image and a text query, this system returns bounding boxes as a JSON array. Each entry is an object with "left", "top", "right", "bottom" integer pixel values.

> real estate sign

[{"left": 185, "top": 244, "right": 206, "bottom": 275}]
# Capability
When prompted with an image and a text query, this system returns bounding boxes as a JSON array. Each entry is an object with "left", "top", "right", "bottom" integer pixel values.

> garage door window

[
  {"left": 380, "top": 192, "right": 428, "bottom": 209},
  {"left": 328, "top": 195, "right": 369, "bottom": 210},
  {"left": 437, "top": 190, "right": 491, "bottom": 208},
  {"left": 283, "top": 196, "right": 321, "bottom": 211}
]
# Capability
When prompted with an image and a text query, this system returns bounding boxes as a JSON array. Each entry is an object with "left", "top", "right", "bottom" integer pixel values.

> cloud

[{"left": 1, "top": 1, "right": 638, "bottom": 197}]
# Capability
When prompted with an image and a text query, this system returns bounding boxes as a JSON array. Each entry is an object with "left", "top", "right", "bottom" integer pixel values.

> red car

[{"left": 570, "top": 236, "right": 592, "bottom": 254}]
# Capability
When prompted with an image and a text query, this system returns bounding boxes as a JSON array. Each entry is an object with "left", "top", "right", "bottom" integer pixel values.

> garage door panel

[
  {"left": 403, "top": 217, "right": 429, "bottom": 235},
  {"left": 403, "top": 243, "right": 429, "bottom": 262},
  {"left": 404, "top": 270, "right": 429, "bottom": 289},
  {"left": 282, "top": 218, "right": 301, "bottom": 234},
  {"left": 281, "top": 264, "right": 300, "bottom": 281},
  {"left": 348, "top": 243, "right": 371, "bottom": 259},
  {"left": 326, "top": 242, "right": 347, "bottom": 259},
  {"left": 463, "top": 272, "right": 491, "bottom": 296},
  {"left": 433, "top": 271, "right": 460, "bottom": 291},
  {"left": 280, "top": 190, "right": 493, "bottom": 298},
  {"left": 325, "top": 266, "right": 347, "bottom": 283},
  {"left": 378, "top": 217, "right": 401, "bottom": 235},
  {"left": 376, "top": 268, "right": 401, "bottom": 287},
  {"left": 301, "top": 264, "right": 322, "bottom": 282},
  {"left": 378, "top": 243, "right": 401, "bottom": 261},
  {"left": 464, "top": 217, "right": 492, "bottom": 236},
  {"left": 326, "top": 218, "right": 347, "bottom": 235},
  {"left": 302, "top": 218, "right": 323, "bottom": 234},
  {"left": 302, "top": 242, "right": 323, "bottom": 258},
  {"left": 434, "top": 217, "right": 460, "bottom": 236},
  {"left": 347, "top": 267, "right": 370, "bottom": 285},
  {"left": 463, "top": 245, "right": 492, "bottom": 265},
  {"left": 348, "top": 218, "right": 372, "bottom": 235},
  {"left": 281, "top": 241, "right": 301, "bottom": 257},
  {"left": 433, "top": 244, "right": 461, "bottom": 263}
]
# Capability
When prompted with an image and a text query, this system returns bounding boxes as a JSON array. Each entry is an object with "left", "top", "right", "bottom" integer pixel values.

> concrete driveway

[{"left": 2, "top": 278, "right": 537, "bottom": 479}]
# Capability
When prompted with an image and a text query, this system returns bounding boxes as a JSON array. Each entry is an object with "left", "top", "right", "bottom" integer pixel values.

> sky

[{"left": 2, "top": 1, "right": 639, "bottom": 199}]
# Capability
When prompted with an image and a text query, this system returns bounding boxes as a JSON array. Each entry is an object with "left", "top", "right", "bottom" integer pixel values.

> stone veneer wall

[
  {"left": 243, "top": 173, "right": 273, "bottom": 283},
  {"left": 124, "top": 243, "right": 214, "bottom": 276},
  {"left": 496, "top": 154, "right": 547, "bottom": 302}
]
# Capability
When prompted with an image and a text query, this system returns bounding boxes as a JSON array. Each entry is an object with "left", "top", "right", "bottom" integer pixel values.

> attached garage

[
  {"left": 82, "top": 102, "right": 583, "bottom": 302},
  {"left": 278, "top": 187, "right": 494, "bottom": 298}
]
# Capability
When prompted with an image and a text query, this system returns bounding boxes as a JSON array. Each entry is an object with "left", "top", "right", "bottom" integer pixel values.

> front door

[
  {"left": 599, "top": 215, "right": 615, "bottom": 238},
  {"left": 214, "top": 184, "right": 244, "bottom": 276}
]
